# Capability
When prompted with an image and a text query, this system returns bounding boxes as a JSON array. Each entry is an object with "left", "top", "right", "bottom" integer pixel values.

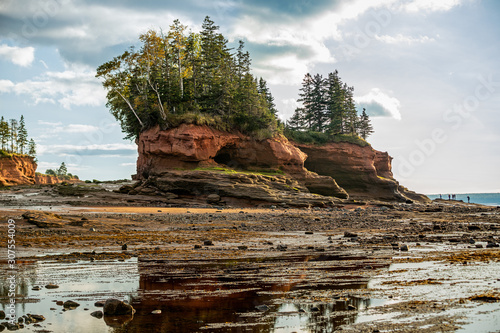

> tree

[
  {"left": 358, "top": 108, "right": 374, "bottom": 139},
  {"left": 17, "top": 115, "right": 28, "bottom": 154},
  {"left": 58, "top": 162, "right": 68, "bottom": 176},
  {"left": 28, "top": 138, "right": 36, "bottom": 160},
  {"left": 45, "top": 169, "right": 57, "bottom": 176},
  {"left": 97, "top": 17, "right": 280, "bottom": 140},
  {"left": 0, "top": 116, "right": 9, "bottom": 151},
  {"left": 9, "top": 119, "right": 18, "bottom": 153}
]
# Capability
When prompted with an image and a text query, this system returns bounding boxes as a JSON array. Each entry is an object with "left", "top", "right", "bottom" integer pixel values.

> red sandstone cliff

[
  {"left": 0, "top": 155, "right": 37, "bottom": 186},
  {"left": 135, "top": 124, "right": 348, "bottom": 199},
  {"left": 0, "top": 155, "right": 78, "bottom": 186},
  {"left": 294, "top": 142, "right": 429, "bottom": 203}
]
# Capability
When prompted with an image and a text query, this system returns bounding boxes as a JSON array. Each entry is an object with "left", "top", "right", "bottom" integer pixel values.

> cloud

[
  {"left": 0, "top": 64, "right": 106, "bottom": 109},
  {"left": 375, "top": 34, "right": 436, "bottom": 44},
  {"left": 356, "top": 88, "right": 402, "bottom": 120},
  {"left": 0, "top": 44, "right": 35, "bottom": 67},
  {"left": 402, "top": 0, "right": 464, "bottom": 12},
  {"left": 37, "top": 143, "right": 137, "bottom": 156}
]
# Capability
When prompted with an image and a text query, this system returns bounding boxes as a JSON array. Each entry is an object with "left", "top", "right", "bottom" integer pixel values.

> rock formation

[
  {"left": 0, "top": 155, "right": 37, "bottom": 186},
  {"left": 294, "top": 142, "right": 429, "bottom": 203},
  {"left": 132, "top": 124, "right": 428, "bottom": 204},
  {"left": 0, "top": 155, "right": 78, "bottom": 186},
  {"left": 134, "top": 124, "right": 348, "bottom": 203}
]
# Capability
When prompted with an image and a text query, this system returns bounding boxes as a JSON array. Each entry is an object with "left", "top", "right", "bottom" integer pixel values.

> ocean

[{"left": 426, "top": 193, "right": 500, "bottom": 206}]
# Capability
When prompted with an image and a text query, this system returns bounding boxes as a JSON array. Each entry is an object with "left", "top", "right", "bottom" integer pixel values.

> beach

[{"left": 1, "top": 184, "right": 499, "bottom": 332}]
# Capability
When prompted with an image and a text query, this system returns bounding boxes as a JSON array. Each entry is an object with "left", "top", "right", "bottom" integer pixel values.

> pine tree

[
  {"left": 28, "top": 139, "right": 36, "bottom": 160},
  {"left": 9, "top": 119, "right": 18, "bottom": 153},
  {"left": 325, "top": 70, "right": 345, "bottom": 134},
  {"left": 0, "top": 116, "right": 9, "bottom": 151},
  {"left": 17, "top": 115, "right": 28, "bottom": 154},
  {"left": 58, "top": 162, "right": 68, "bottom": 176},
  {"left": 358, "top": 108, "right": 374, "bottom": 140}
]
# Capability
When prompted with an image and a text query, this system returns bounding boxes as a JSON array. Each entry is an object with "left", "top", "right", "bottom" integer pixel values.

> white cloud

[
  {"left": 0, "top": 64, "right": 106, "bottom": 109},
  {"left": 0, "top": 44, "right": 35, "bottom": 67},
  {"left": 402, "top": 0, "right": 463, "bottom": 12},
  {"left": 375, "top": 34, "right": 436, "bottom": 44},
  {"left": 356, "top": 88, "right": 402, "bottom": 120},
  {"left": 37, "top": 143, "right": 136, "bottom": 156},
  {"left": 0, "top": 79, "right": 15, "bottom": 93}
]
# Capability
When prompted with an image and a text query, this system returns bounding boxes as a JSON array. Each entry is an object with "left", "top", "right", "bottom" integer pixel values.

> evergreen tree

[
  {"left": 9, "top": 119, "right": 18, "bottom": 153},
  {"left": 97, "top": 17, "right": 280, "bottom": 140},
  {"left": 17, "top": 115, "right": 28, "bottom": 154},
  {"left": 325, "top": 70, "right": 345, "bottom": 134},
  {"left": 358, "top": 108, "right": 374, "bottom": 139},
  {"left": 0, "top": 116, "right": 9, "bottom": 151},
  {"left": 28, "top": 139, "right": 36, "bottom": 160},
  {"left": 58, "top": 162, "right": 67, "bottom": 176}
]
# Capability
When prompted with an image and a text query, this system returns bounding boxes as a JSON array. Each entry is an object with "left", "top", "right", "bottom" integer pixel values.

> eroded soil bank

[{"left": 0, "top": 184, "right": 499, "bottom": 332}]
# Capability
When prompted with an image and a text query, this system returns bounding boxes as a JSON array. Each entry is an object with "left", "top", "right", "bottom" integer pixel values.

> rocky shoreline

[{"left": 0, "top": 184, "right": 499, "bottom": 332}]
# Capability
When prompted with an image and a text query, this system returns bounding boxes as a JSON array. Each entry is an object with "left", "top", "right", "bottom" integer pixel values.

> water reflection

[{"left": 0, "top": 254, "right": 382, "bottom": 333}]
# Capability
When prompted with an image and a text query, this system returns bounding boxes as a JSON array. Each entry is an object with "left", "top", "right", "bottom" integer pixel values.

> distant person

[
  {"left": 467, "top": 196, "right": 470, "bottom": 203},
  {"left": 439, "top": 194, "right": 442, "bottom": 199},
  {"left": 448, "top": 194, "right": 451, "bottom": 200}
]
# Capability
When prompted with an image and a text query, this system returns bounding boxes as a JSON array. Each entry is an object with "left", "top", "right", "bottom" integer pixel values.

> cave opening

[{"left": 214, "top": 147, "right": 239, "bottom": 169}]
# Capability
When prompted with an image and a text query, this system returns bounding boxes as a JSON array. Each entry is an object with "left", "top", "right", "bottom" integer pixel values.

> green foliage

[
  {"left": 96, "top": 16, "right": 280, "bottom": 140},
  {"left": 285, "top": 129, "right": 369, "bottom": 147},
  {"left": 194, "top": 166, "right": 285, "bottom": 176},
  {"left": 0, "top": 149, "right": 12, "bottom": 157},
  {"left": 0, "top": 115, "right": 36, "bottom": 158},
  {"left": 287, "top": 70, "right": 374, "bottom": 140}
]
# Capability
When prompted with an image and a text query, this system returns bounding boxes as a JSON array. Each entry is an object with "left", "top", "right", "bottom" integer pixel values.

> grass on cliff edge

[
  {"left": 284, "top": 129, "right": 370, "bottom": 147},
  {"left": 193, "top": 166, "right": 285, "bottom": 177}
]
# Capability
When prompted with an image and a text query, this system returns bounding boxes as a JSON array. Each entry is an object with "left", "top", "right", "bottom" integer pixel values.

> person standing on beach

[
  {"left": 448, "top": 194, "right": 451, "bottom": 200},
  {"left": 467, "top": 196, "right": 470, "bottom": 203}
]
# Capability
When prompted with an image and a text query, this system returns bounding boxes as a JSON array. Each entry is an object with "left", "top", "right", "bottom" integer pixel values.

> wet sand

[{"left": 1, "top": 184, "right": 499, "bottom": 332}]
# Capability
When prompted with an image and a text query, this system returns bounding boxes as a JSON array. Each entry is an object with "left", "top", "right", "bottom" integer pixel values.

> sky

[{"left": 0, "top": 0, "right": 499, "bottom": 194}]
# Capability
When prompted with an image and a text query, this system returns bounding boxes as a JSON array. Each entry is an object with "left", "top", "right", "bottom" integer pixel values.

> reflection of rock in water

[{"left": 116, "top": 253, "right": 386, "bottom": 332}]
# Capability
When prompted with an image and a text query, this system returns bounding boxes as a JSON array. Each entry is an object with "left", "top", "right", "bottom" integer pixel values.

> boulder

[{"left": 103, "top": 299, "right": 135, "bottom": 316}]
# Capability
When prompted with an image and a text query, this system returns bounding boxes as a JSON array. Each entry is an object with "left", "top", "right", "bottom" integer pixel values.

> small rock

[
  {"left": 255, "top": 305, "right": 270, "bottom": 311},
  {"left": 30, "top": 314, "right": 45, "bottom": 322},
  {"left": 0, "top": 311, "right": 5, "bottom": 320},
  {"left": 56, "top": 301, "right": 64, "bottom": 306},
  {"left": 94, "top": 301, "right": 105, "bottom": 307},
  {"left": 347, "top": 304, "right": 356, "bottom": 310},
  {"left": 121, "top": 244, "right": 128, "bottom": 250},
  {"left": 277, "top": 244, "right": 287, "bottom": 251},
  {"left": 0, "top": 324, "right": 5, "bottom": 332},
  {"left": 305, "top": 231, "right": 314, "bottom": 235},
  {"left": 400, "top": 244, "right": 409, "bottom": 251},
  {"left": 151, "top": 310, "right": 162, "bottom": 314},
  {"left": 63, "top": 300, "right": 80, "bottom": 309},
  {"left": 32, "top": 286, "right": 41, "bottom": 291},
  {"left": 310, "top": 306, "right": 320, "bottom": 312},
  {"left": 89, "top": 227, "right": 97, "bottom": 232},
  {"left": 237, "top": 245, "right": 248, "bottom": 250},
  {"left": 90, "top": 310, "right": 103, "bottom": 319},
  {"left": 103, "top": 298, "right": 135, "bottom": 315},
  {"left": 476, "top": 244, "right": 484, "bottom": 248},
  {"left": 206, "top": 194, "right": 221, "bottom": 204},
  {"left": 486, "top": 242, "right": 499, "bottom": 248},
  {"left": 45, "top": 284, "right": 59, "bottom": 289},
  {"left": 194, "top": 244, "right": 202, "bottom": 249},
  {"left": 344, "top": 232, "right": 358, "bottom": 238},
  {"left": 203, "top": 240, "right": 213, "bottom": 246}
]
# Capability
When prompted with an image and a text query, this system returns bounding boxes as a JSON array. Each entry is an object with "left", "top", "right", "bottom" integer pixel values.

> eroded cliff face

[
  {"left": 0, "top": 155, "right": 37, "bottom": 186},
  {"left": 294, "top": 142, "right": 429, "bottom": 203},
  {"left": 135, "top": 124, "right": 348, "bottom": 200},
  {"left": 0, "top": 155, "right": 78, "bottom": 186}
]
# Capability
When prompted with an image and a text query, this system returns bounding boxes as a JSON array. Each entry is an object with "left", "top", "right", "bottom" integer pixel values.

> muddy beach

[{"left": 1, "top": 183, "right": 500, "bottom": 332}]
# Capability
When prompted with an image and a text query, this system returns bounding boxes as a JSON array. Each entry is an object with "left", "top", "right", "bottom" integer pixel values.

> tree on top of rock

[{"left": 96, "top": 16, "right": 279, "bottom": 140}]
